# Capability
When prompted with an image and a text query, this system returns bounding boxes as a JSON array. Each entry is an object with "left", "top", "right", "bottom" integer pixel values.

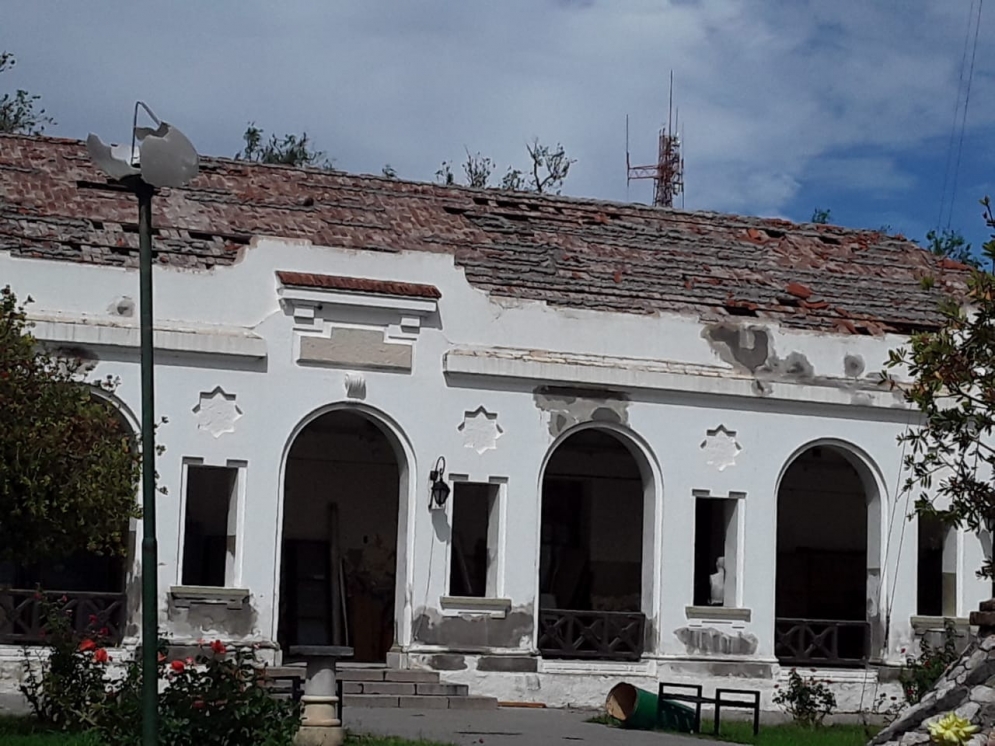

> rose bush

[{"left": 23, "top": 602, "right": 300, "bottom": 745}]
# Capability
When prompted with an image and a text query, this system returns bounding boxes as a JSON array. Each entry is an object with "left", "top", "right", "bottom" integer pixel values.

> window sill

[
  {"left": 910, "top": 615, "right": 971, "bottom": 634},
  {"left": 685, "top": 606, "right": 752, "bottom": 623},
  {"left": 170, "top": 586, "right": 250, "bottom": 610},
  {"left": 440, "top": 596, "right": 512, "bottom": 617}
]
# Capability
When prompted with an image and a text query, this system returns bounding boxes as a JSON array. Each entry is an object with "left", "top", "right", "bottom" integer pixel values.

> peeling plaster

[
  {"left": 533, "top": 387, "right": 630, "bottom": 438},
  {"left": 844, "top": 353, "right": 866, "bottom": 378},
  {"left": 675, "top": 626, "right": 759, "bottom": 656},
  {"left": 703, "top": 323, "right": 892, "bottom": 403},
  {"left": 166, "top": 598, "right": 258, "bottom": 639},
  {"left": 412, "top": 605, "right": 533, "bottom": 650}
]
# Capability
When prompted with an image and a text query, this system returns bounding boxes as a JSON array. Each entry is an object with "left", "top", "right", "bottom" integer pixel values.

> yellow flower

[{"left": 927, "top": 713, "right": 980, "bottom": 745}]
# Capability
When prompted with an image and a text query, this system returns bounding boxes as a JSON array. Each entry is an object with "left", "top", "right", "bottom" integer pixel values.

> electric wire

[
  {"left": 936, "top": 0, "right": 977, "bottom": 231},
  {"left": 946, "top": 0, "right": 985, "bottom": 230}
]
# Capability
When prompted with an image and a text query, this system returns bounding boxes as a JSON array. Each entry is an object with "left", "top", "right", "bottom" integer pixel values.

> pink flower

[
  {"left": 157, "top": 652, "right": 167, "bottom": 664},
  {"left": 170, "top": 659, "right": 185, "bottom": 673},
  {"left": 185, "top": 657, "right": 195, "bottom": 666}
]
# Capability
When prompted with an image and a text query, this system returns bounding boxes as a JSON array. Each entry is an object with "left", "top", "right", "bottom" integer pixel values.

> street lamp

[{"left": 86, "top": 102, "right": 199, "bottom": 746}]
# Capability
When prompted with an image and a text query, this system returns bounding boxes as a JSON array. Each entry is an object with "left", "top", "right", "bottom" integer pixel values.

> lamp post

[{"left": 87, "top": 103, "right": 199, "bottom": 746}]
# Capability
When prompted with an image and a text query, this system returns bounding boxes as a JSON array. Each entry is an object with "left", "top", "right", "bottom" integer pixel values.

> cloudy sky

[{"left": 3, "top": 0, "right": 994, "bottom": 250}]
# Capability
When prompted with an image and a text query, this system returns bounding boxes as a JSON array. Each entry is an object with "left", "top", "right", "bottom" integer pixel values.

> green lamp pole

[
  {"left": 87, "top": 104, "right": 199, "bottom": 746},
  {"left": 136, "top": 181, "right": 158, "bottom": 746}
]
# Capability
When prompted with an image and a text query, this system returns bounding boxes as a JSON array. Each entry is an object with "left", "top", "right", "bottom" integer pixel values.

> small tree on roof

[{"left": 0, "top": 287, "right": 141, "bottom": 564}]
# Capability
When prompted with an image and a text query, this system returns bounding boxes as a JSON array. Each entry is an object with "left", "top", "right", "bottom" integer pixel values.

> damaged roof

[{"left": 0, "top": 133, "right": 970, "bottom": 335}]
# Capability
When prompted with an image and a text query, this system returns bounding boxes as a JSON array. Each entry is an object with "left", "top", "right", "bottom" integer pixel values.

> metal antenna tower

[{"left": 626, "top": 71, "right": 684, "bottom": 208}]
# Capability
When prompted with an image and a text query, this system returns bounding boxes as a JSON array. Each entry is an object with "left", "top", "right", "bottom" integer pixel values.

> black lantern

[{"left": 430, "top": 456, "right": 450, "bottom": 508}]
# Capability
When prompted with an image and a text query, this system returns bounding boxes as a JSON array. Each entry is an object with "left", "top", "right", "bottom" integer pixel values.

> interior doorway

[{"left": 279, "top": 410, "right": 400, "bottom": 663}]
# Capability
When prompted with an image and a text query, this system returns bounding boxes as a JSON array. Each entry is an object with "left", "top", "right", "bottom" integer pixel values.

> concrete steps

[{"left": 338, "top": 666, "right": 497, "bottom": 710}]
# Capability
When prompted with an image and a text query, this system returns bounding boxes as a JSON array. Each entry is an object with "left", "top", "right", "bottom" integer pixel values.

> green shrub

[
  {"left": 98, "top": 641, "right": 300, "bottom": 746},
  {"left": 20, "top": 597, "right": 113, "bottom": 732},
  {"left": 772, "top": 669, "right": 837, "bottom": 728},
  {"left": 23, "top": 602, "right": 300, "bottom": 745},
  {"left": 899, "top": 621, "right": 960, "bottom": 705}
]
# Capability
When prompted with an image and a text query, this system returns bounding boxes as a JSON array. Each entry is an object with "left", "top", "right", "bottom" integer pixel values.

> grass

[
  {"left": 585, "top": 714, "right": 878, "bottom": 746},
  {"left": 702, "top": 719, "right": 878, "bottom": 746},
  {"left": 0, "top": 717, "right": 101, "bottom": 746},
  {"left": 0, "top": 718, "right": 453, "bottom": 746}
]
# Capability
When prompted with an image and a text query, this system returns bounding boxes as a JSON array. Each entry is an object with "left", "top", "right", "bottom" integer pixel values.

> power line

[
  {"left": 937, "top": 0, "right": 979, "bottom": 230},
  {"left": 946, "top": 0, "right": 985, "bottom": 230}
]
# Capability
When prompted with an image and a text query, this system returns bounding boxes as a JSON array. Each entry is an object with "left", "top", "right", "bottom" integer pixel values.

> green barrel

[{"left": 605, "top": 682, "right": 697, "bottom": 732}]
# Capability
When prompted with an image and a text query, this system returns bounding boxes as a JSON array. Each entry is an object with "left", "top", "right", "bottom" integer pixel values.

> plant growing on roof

[
  {"left": 884, "top": 199, "right": 995, "bottom": 581},
  {"left": 0, "top": 51, "right": 55, "bottom": 135},
  {"left": 236, "top": 122, "right": 333, "bottom": 170},
  {"left": 0, "top": 287, "right": 141, "bottom": 564}
]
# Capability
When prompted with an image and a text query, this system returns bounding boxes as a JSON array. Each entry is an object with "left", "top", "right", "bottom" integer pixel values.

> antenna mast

[{"left": 626, "top": 70, "right": 684, "bottom": 208}]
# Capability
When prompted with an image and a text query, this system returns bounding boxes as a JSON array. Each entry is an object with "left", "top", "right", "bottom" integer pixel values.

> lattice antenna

[{"left": 626, "top": 71, "right": 685, "bottom": 208}]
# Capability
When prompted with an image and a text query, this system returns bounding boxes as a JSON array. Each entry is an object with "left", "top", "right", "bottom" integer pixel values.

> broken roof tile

[{"left": 0, "top": 133, "right": 971, "bottom": 335}]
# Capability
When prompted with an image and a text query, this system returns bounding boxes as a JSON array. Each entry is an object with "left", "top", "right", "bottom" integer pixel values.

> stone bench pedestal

[{"left": 289, "top": 645, "right": 354, "bottom": 746}]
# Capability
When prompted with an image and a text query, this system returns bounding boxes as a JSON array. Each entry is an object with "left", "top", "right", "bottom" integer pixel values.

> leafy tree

[
  {"left": 885, "top": 198, "right": 995, "bottom": 580},
  {"left": 235, "top": 122, "right": 332, "bottom": 169},
  {"left": 436, "top": 139, "right": 575, "bottom": 194},
  {"left": 926, "top": 227, "right": 978, "bottom": 268},
  {"left": 0, "top": 51, "right": 55, "bottom": 135},
  {"left": 0, "top": 287, "right": 141, "bottom": 564},
  {"left": 811, "top": 207, "right": 832, "bottom": 225}
]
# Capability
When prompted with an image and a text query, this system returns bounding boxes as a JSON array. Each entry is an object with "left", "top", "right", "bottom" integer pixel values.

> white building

[{"left": 0, "top": 133, "right": 985, "bottom": 710}]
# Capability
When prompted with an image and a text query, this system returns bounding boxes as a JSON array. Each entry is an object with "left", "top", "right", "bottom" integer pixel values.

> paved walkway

[
  {"left": 4, "top": 692, "right": 726, "bottom": 744},
  {"left": 345, "top": 707, "right": 726, "bottom": 745}
]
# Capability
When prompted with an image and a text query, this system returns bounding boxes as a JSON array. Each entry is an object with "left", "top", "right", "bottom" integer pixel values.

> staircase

[
  {"left": 340, "top": 666, "right": 497, "bottom": 709},
  {"left": 262, "top": 663, "right": 498, "bottom": 710}
]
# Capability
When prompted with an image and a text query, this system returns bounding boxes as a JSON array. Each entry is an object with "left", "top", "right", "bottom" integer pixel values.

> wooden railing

[
  {"left": 774, "top": 617, "right": 869, "bottom": 666},
  {"left": 0, "top": 589, "right": 127, "bottom": 646},
  {"left": 537, "top": 608, "right": 645, "bottom": 661}
]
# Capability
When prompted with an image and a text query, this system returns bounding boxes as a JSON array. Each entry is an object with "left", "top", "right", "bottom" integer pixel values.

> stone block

[
  {"left": 424, "top": 654, "right": 466, "bottom": 671},
  {"left": 399, "top": 695, "right": 449, "bottom": 709},
  {"left": 343, "top": 694, "right": 399, "bottom": 708},
  {"left": 362, "top": 683, "right": 416, "bottom": 695},
  {"left": 448, "top": 696, "right": 499, "bottom": 710},
  {"left": 416, "top": 683, "right": 468, "bottom": 696},
  {"left": 476, "top": 656, "right": 538, "bottom": 673},
  {"left": 337, "top": 669, "right": 387, "bottom": 682},
  {"left": 341, "top": 682, "right": 363, "bottom": 695},
  {"left": 384, "top": 670, "right": 439, "bottom": 683}
]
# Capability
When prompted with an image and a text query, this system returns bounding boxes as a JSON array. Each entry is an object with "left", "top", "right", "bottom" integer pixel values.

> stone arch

[
  {"left": 534, "top": 421, "right": 662, "bottom": 660},
  {"left": 274, "top": 402, "right": 415, "bottom": 662},
  {"left": 774, "top": 438, "right": 887, "bottom": 665}
]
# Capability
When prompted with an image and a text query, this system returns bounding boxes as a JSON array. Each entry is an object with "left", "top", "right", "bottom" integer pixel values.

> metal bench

[{"left": 657, "top": 682, "right": 760, "bottom": 736}]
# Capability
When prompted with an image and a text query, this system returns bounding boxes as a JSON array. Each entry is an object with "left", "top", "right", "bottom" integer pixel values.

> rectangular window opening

[
  {"left": 917, "top": 514, "right": 956, "bottom": 617},
  {"left": 182, "top": 464, "right": 239, "bottom": 588},
  {"left": 449, "top": 482, "right": 500, "bottom": 598},
  {"left": 693, "top": 497, "right": 739, "bottom": 607}
]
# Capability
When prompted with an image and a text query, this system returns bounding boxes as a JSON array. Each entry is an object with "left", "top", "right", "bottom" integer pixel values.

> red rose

[
  {"left": 78, "top": 639, "right": 96, "bottom": 652},
  {"left": 192, "top": 700, "right": 205, "bottom": 710},
  {"left": 88, "top": 615, "right": 98, "bottom": 625},
  {"left": 170, "top": 660, "right": 185, "bottom": 673},
  {"left": 210, "top": 640, "right": 226, "bottom": 655},
  {"left": 93, "top": 648, "right": 109, "bottom": 664},
  {"left": 99, "top": 627, "right": 109, "bottom": 637}
]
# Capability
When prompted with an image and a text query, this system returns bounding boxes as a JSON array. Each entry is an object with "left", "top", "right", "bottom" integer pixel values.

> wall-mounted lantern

[{"left": 429, "top": 456, "right": 450, "bottom": 509}]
